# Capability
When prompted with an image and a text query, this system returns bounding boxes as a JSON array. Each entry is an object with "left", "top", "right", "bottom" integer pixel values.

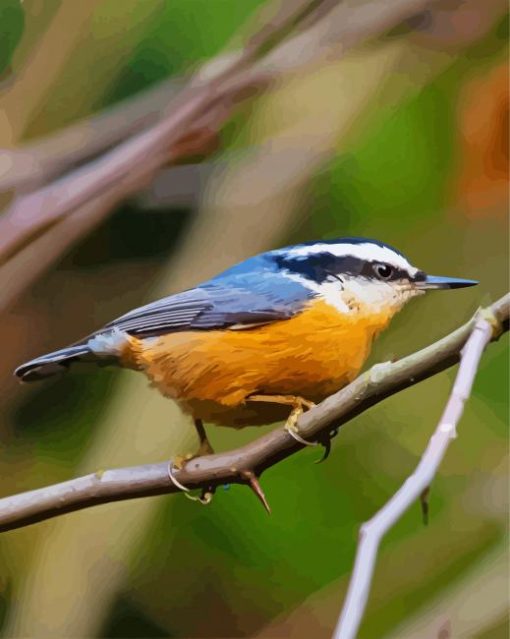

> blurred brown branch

[
  {"left": 0, "top": 77, "right": 185, "bottom": 192},
  {"left": 0, "top": 292, "right": 507, "bottom": 533},
  {"left": 333, "top": 308, "right": 502, "bottom": 639},
  {"left": 0, "top": 0, "right": 446, "bottom": 305}
]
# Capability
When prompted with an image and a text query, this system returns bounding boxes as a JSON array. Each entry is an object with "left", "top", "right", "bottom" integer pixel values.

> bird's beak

[{"left": 415, "top": 275, "right": 479, "bottom": 290}]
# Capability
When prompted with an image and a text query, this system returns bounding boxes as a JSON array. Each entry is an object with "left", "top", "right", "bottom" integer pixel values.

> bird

[{"left": 15, "top": 237, "right": 477, "bottom": 464}]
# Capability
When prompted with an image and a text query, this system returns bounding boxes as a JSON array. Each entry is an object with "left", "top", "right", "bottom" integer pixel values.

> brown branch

[
  {"left": 0, "top": 158, "right": 165, "bottom": 312},
  {"left": 0, "top": 77, "right": 184, "bottom": 192},
  {"left": 0, "top": 292, "right": 507, "bottom": 533},
  {"left": 0, "top": 0, "right": 327, "bottom": 193},
  {"left": 0, "top": 0, "right": 333, "bottom": 260}
]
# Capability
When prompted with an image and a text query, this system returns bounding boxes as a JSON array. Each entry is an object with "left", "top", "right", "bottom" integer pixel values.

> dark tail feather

[{"left": 15, "top": 344, "right": 92, "bottom": 382}]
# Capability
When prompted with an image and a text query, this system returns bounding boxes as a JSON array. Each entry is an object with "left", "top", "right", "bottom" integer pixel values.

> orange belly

[{"left": 124, "top": 300, "right": 393, "bottom": 427}]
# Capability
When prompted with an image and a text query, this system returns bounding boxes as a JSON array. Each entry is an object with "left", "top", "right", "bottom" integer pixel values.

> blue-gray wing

[
  {"left": 104, "top": 276, "right": 312, "bottom": 338},
  {"left": 13, "top": 265, "right": 315, "bottom": 382}
]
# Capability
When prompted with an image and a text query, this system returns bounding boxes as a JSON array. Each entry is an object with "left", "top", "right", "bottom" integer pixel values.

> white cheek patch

[
  {"left": 316, "top": 280, "right": 351, "bottom": 313},
  {"left": 341, "top": 277, "right": 395, "bottom": 312},
  {"left": 88, "top": 327, "right": 129, "bottom": 358},
  {"left": 284, "top": 273, "right": 350, "bottom": 313},
  {"left": 341, "top": 276, "right": 420, "bottom": 314}
]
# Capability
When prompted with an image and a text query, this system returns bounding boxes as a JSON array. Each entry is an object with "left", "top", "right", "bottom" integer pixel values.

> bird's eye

[{"left": 373, "top": 263, "right": 394, "bottom": 280}]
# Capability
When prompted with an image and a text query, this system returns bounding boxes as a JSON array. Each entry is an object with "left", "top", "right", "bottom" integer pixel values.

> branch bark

[{"left": 0, "top": 292, "right": 507, "bottom": 533}]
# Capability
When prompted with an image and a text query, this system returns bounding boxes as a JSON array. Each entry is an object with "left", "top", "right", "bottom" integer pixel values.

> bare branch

[
  {"left": 0, "top": 78, "right": 184, "bottom": 192},
  {"left": 0, "top": 0, "right": 332, "bottom": 260},
  {"left": 0, "top": 159, "right": 162, "bottom": 312},
  {"left": 0, "top": 0, "right": 440, "bottom": 268},
  {"left": 0, "top": 292, "right": 507, "bottom": 533},
  {"left": 333, "top": 304, "right": 506, "bottom": 639}
]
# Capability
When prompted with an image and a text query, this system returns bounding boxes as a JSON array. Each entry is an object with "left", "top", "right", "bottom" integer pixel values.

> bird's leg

[
  {"left": 247, "top": 394, "right": 318, "bottom": 446},
  {"left": 173, "top": 418, "right": 214, "bottom": 469},
  {"left": 169, "top": 419, "right": 215, "bottom": 504},
  {"left": 193, "top": 418, "right": 215, "bottom": 457}
]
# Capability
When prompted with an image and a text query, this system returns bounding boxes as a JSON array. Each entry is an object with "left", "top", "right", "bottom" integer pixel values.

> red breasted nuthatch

[{"left": 15, "top": 237, "right": 477, "bottom": 455}]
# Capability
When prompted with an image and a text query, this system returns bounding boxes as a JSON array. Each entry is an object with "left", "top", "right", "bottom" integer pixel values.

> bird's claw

[
  {"left": 283, "top": 398, "right": 319, "bottom": 447},
  {"left": 247, "top": 393, "right": 318, "bottom": 446},
  {"left": 185, "top": 488, "right": 214, "bottom": 505},
  {"left": 315, "top": 426, "right": 339, "bottom": 463},
  {"left": 168, "top": 460, "right": 215, "bottom": 505},
  {"left": 284, "top": 400, "right": 319, "bottom": 446},
  {"left": 167, "top": 418, "right": 217, "bottom": 503},
  {"left": 315, "top": 436, "right": 331, "bottom": 463},
  {"left": 285, "top": 422, "right": 319, "bottom": 447},
  {"left": 168, "top": 460, "right": 192, "bottom": 493}
]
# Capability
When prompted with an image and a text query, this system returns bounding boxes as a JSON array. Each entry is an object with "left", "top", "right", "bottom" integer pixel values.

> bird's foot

[
  {"left": 247, "top": 394, "right": 318, "bottom": 447},
  {"left": 167, "top": 419, "right": 215, "bottom": 504},
  {"left": 173, "top": 418, "right": 215, "bottom": 467},
  {"left": 284, "top": 401, "right": 343, "bottom": 461},
  {"left": 167, "top": 460, "right": 214, "bottom": 504},
  {"left": 315, "top": 425, "right": 340, "bottom": 463},
  {"left": 285, "top": 399, "right": 319, "bottom": 447}
]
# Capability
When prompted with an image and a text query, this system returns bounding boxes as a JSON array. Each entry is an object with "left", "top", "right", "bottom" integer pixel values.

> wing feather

[{"left": 101, "top": 279, "right": 310, "bottom": 338}]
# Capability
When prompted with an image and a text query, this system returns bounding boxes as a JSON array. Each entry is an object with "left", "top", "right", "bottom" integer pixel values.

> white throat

[{"left": 285, "top": 272, "right": 415, "bottom": 315}]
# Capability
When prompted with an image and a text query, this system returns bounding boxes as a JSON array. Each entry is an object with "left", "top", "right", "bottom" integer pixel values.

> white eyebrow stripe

[{"left": 280, "top": 243, "right": 418, "bottom": 276}]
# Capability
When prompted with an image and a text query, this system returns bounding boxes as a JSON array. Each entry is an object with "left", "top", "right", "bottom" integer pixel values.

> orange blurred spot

[{"left": 454, "top": 62, "right": 509, "bottom": 218}]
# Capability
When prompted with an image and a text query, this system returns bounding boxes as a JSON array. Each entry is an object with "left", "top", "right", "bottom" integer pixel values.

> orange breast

[{"left": 124, "top": 300, "right": 393, "bottom": 427}]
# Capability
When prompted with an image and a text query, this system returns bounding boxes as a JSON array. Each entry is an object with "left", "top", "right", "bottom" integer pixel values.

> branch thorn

[
  {"left": 241, "top": 470, "right": 271, "bottom": 514},
  {"left": 420, "top": 486, "right": 430, "bottom": 526}
]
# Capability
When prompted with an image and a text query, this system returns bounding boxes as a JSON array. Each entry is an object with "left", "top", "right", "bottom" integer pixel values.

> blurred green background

[{"left": 0, "top": 1, "right": 508, "bottom": 638}]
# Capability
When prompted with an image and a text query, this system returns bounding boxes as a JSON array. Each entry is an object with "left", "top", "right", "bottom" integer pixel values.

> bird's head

[{"left": 271, "top": 237, "right": 477, "bottom": 317}]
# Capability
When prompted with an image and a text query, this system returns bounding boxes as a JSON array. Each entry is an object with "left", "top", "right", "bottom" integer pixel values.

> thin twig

[
  {"left": 0, "top": 292, "right": 507, "bottom": 533},
  {"left": 333, "top": 310, "right": 502, "bottom": 639}
]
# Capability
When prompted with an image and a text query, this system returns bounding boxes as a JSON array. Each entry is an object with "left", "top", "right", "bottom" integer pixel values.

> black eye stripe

[
  {"left": 414, "top": 270, "right": 427, "bottom": 282},
  {"left": 273, "top": 252, "right": 416, "bottom": 283}
]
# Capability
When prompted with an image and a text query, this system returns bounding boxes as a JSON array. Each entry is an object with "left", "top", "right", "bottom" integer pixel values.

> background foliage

[{"left": 0, "top": 1, "right": 507, "bottom": 637}]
